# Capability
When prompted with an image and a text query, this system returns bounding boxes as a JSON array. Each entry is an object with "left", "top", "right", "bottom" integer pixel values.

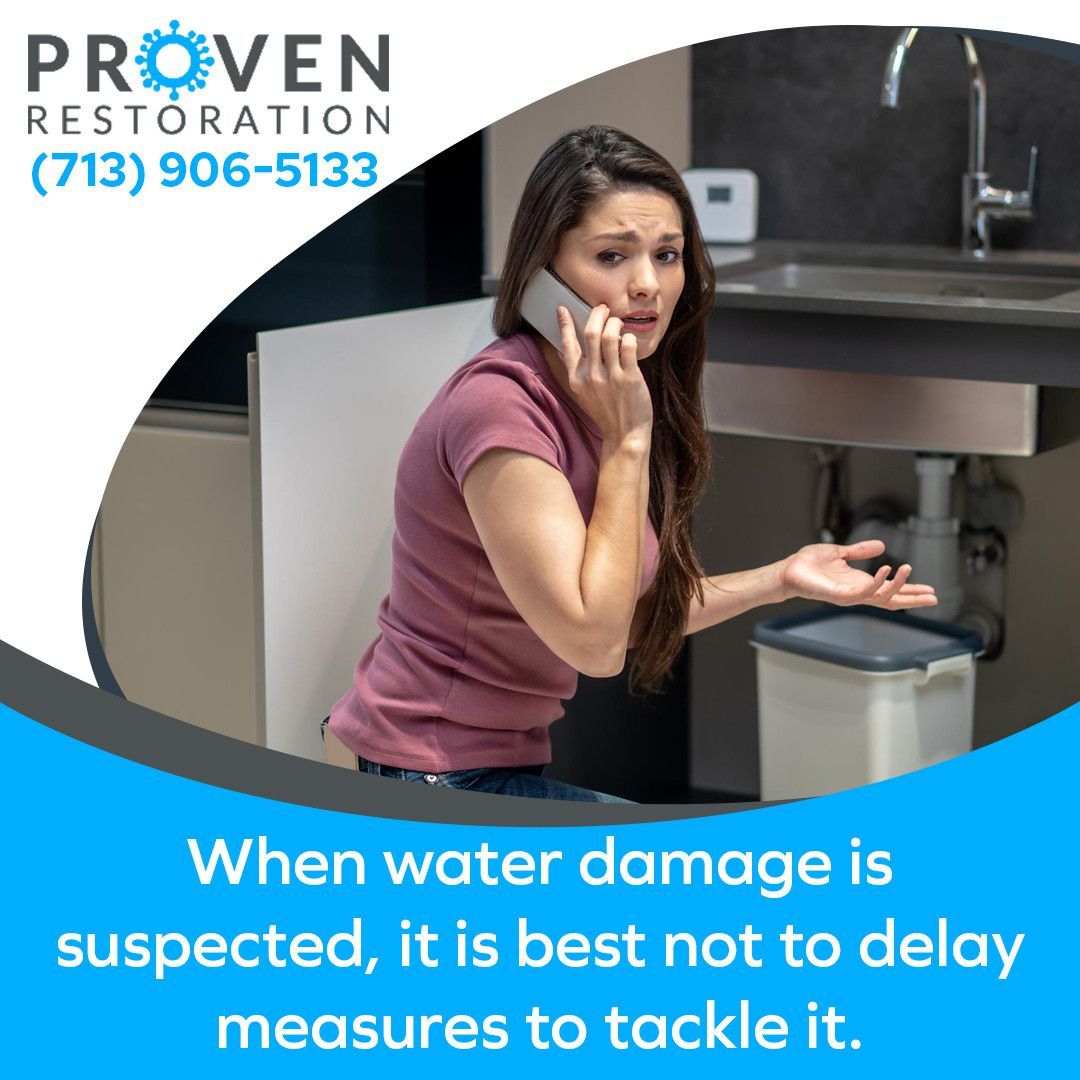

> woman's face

[{"left": 550, "top": 187, "right": 686, "bottom": 361}]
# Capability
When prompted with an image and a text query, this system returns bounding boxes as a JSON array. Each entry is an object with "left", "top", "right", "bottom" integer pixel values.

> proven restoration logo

[{"left": 27, "top": 19, "right": 391, "bottom": 137}]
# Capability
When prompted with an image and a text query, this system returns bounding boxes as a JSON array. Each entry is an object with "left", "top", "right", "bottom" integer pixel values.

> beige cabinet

[{"left": 95, "top": 408, "right": 258, "bottom": 744}]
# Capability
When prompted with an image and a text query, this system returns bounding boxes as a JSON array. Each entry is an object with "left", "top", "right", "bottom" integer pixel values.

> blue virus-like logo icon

[{"left": 135, "top": 19, "right": 215, "bottom": 101}]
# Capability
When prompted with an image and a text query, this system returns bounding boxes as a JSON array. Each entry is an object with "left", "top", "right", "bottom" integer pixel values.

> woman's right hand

[{"left": 557, "top": 304, "right": 653, "bottom": 445}]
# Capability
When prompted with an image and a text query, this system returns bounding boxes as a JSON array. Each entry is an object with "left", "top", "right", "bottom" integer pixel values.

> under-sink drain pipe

[{"left": 906, "top": 454, "right": 963, "bottom": 621}]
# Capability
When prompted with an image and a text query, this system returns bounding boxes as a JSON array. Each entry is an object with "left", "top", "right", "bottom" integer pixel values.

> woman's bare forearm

[
  {"left": 577, "top": 434, "right": 651, "bottom": 674},
  {"left": 628, "top": 560, "right": 789, "bottom": 651},
  {"left": 683, "top": 560, "right": 793, "bottom": 636},
  {"left": 631, "top": 541, "right": 936, "bottom": 650}
]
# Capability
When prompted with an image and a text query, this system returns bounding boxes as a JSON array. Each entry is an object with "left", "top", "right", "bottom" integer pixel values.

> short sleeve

[{"left": 440, "top": 367, "right": 564, "bottom": 490}]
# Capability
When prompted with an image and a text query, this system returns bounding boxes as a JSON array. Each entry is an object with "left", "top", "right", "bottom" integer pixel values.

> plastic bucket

[{"left": 751, "top": 606, "right": 982, "bottom": 800}]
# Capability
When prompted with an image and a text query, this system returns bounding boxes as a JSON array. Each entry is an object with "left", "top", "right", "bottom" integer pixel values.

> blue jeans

[{"left": 357, "top": 756, "right": 634, "bottom": 803}]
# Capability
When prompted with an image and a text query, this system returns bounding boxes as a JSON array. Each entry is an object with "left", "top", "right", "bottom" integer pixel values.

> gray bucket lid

[{"left": 751, "top": 605, "right": 983, "bottom": 672}]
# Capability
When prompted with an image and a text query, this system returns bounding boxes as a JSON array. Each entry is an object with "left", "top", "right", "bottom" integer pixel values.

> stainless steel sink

[
  {"left": 703, "top": 243, "right": 1080, "bottom": 455},
  {"left": 709, "top": 244, "right": 1080, "bottom": 330},
  {"left": 726, "top": 262, "right": 1080, "bottom": 302},
  {"left": 703, "top": 363, "right": 1057, "bottom": 455}
]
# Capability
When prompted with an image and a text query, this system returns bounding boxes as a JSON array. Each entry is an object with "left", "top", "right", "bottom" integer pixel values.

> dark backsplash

[{"left": 692, "top": 26, "right": 1079, "bottom": 251}]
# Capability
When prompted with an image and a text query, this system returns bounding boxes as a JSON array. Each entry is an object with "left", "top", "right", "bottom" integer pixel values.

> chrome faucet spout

[
  {"left": 880, "top": 27, "right": 918, "bottom": 109},
  {"left": 878, "top": 27, "right": 1036, "bottom": 257},
  {"left": 958, "top": 35, "right": 988, "bottom": 177},
  {"left": 880, "top": 28, "right": 986, "bottom": 173}
]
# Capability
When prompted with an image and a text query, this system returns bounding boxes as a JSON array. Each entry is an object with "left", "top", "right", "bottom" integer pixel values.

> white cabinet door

[{"left": 252, "top": 298, "right": 495, "bottom": 760}]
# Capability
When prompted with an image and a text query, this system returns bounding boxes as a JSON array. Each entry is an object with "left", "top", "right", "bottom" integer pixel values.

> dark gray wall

[{"left": 692, "top": 26, "right": 1079, "bottom": 251}]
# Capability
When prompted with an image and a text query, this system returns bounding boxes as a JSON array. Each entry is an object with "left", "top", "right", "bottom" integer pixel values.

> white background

[{"left": 2, "top": 2, "right": 1077, "bottom": 684}]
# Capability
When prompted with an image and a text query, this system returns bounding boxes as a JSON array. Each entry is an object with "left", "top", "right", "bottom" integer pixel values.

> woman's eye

[
  {"left": 598, "top": 251, "right": 623, "bottom": 265},
  {"left": 657, "top": 249, "right": 683, "bottom": 264}
]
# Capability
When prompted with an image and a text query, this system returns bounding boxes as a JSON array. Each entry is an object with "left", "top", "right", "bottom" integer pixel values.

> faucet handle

[
  {"left": 1025, "top": 145, "right": 1039, "bottom": 210},
  {"left": 978, "top": 145, "right": 1038, "bottom": 219}
]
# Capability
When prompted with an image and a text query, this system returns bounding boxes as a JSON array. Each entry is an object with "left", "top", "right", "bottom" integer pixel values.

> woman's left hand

[{"left": 779, "top": 539, "right": 938, "bottom": 612}]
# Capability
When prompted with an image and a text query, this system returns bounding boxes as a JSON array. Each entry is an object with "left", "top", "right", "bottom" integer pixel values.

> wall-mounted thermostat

[{"left": 682, "top": 168, "right": 759, "bottom": 243}]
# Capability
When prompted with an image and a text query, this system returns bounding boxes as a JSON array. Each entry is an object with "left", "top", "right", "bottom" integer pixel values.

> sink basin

[
  {"left": 722, "top": 262, "right": 1080, "bottom": 301},
  {"left": 709, "top": 245, "right": 1080, "bottom": 333},
  {"left": 704, "top": 243, "right": 1080, "bottom": 390}
]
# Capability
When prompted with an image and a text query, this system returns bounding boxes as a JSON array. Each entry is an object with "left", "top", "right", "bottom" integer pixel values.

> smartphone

[{"left": 520, "top": 267, "right": 593, "bottom": 355}]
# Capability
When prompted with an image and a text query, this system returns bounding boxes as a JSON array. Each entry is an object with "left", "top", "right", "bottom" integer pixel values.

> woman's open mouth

[{"left": 622, "top": 312, "right": 658, "bottom": 333}]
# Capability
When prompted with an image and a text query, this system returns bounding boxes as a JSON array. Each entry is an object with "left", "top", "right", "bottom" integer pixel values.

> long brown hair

[{"left": 493, "top": 125, "right": 714, "bottom": 692}]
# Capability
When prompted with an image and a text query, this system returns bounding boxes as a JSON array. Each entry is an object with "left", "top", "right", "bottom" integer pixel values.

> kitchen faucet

[{"left": 880, "top": 27, "right": 1038, "bottom": 258}]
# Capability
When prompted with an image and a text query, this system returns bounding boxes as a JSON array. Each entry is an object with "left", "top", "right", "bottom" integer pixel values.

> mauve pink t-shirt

[{"left": 328, "top": 331, "right": 660, "bottom": 773}]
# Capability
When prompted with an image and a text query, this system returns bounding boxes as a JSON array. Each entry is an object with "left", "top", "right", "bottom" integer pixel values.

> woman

[{"left": 326, "top": 125, "right": 937, "bottom": 802}]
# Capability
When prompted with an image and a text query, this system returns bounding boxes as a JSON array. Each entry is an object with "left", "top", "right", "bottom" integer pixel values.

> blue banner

[{"left": 5, "top": 699, "right": 1075, "bottom": 1074}]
